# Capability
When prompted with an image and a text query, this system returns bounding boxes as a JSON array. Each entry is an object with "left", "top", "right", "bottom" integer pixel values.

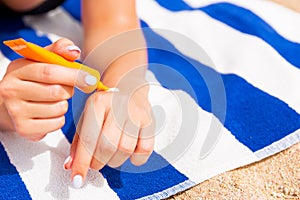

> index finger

[
  {"left": 71, "top": 95, "right": 105, "bottom": 188},
  {"left": 16, "top": 59, "right": 94, "bottom": 89}
]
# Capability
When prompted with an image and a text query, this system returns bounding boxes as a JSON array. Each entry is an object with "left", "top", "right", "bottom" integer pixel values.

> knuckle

[
  {"left": 101, "top": 140, "right": 118, "bottom": 154},
  {"left": 68, "top": 87, "right": 75, "bottom": 97},
  {"left": 56, "top": 38, "right": 71, "bottom": 46},
  {"left": 0, "top": 82, "right": 5, "bottom": 98},
  {"left": 85, "top": 93, "right": 106, "bottom": 112},
  {"left": 51, "top": 38, "right": 72, "bottom": 53},
  {"left": 41, "top": 64, "right": 54, "bottom": 81},
  {"left": 132, "top": 159, "right": 148, "bottom": 167},
  {"left": 58, "top": 101, "right": 69, "bottom": 115},
  {"left": 50, "top": 85, "right": 66, "bottom": 99},
  {"left": 58, "top": 116, "right": 66, "bottom": 128},
  {"left": 108, "top": 161, "right": 122, "bottom": 168},
  {"left": 90, "top": 165, "right": 100, "bottom": 170},
  {"left": 30, "top": 138, "right": 41, "bottom": 142},
  {"left": 90, "top": 159, "right": 104, "bottom": 170},
  {"left": 0, "top": 82, "right": 17, "bottom": 99},
  {"left": 78, "top": 133, "right": 96, "bottom": 147},
  {"left": 118, "top": 144, "right": 134, "bottom": 155},
  {"left": 91, "top": 93, "right": 103, "bottom": 104},
  {"left": 143, "top": 114, "right": 155, "bottom": 129},
  {"left": 8, "top": 104, "right": 23, "bottom": 119},
  {"left": 30, "top": 135, "right": 46, "bottom": 142},
  {"left": 15, "top": 124, "right": 29, "bottom": 138},
  {"left": 51, "top": 40, "right": 60, "bottom": 50},
  {"left": 138, "top": 144, "right": 154, "bottom": 154},
  {"left": 6, "top": 60, "right": 20, "bottom": 72}
]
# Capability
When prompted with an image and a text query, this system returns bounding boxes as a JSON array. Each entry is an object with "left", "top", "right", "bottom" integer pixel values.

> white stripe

[
  {"left": 0, "top": 51, "right": 10, "bottom": 80},
  {"left": 0, "top": 131, "right": 119, "bottom": 200},
  {"left": 255, "top": 128, "right": 300, "bottom": 159},
  {"left": 137, "top": 180, "right": 195, "bottom": 200},
  {"left": 171, "top": 113, "right": 258, "bottom": 184},
  {"left": 184, "top": 0, "right": 300, "bottom": 43},
  {"left": 147, "top": 71, "right": 258, "bottom": 183},
  {"left": 137, "top": 0, "right": 300, "bottom": 114},
  {"left": 23, "top": 7, "right": 83, "bottom": 48}
]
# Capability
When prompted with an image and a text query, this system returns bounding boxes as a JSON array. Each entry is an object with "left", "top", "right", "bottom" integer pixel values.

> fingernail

[
  {"left": 106, "top": 87, "right": 120, "bottom": 92},
  {"left": 63, "top": 156, "right": 71, "bottom": 171},
  {"left": 72, "top": 175, "right": 83, "bottom": 189},
  {"left": 85, "top": 75, "right": 97, "bottom": 86},
  {"left": 67, "top": 45, "right": 81, "bottom": 53}
]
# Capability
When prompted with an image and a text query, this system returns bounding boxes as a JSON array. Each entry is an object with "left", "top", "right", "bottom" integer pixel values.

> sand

[
  {"left": 168, "top": 1, "right": 300, "bottom": 199},
  {"left": 169, "top": 143, "right": 300, "bottom": 199}
]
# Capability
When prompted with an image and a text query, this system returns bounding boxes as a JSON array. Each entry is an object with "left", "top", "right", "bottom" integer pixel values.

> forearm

[
  {"left": 82, "top": 0, "right": 148, "bottom": 89},
  {"left": 1, "top": 0, "right": 45, "bottom": 12}
]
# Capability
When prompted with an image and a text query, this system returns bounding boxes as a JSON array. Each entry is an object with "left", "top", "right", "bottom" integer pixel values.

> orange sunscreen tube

[{"left": 3, "top": 38, "right": 109, "bottom": 93}]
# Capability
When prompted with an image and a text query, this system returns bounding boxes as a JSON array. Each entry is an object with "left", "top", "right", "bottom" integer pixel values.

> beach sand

[{"left": 170, "top": 143, "right": 300, "bottom": 199}]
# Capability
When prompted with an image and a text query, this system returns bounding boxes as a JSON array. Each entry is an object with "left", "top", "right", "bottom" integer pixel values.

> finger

[
  {"left": 107, "top": 119, "right": 139, "bottom": 168},
  {"left": 15, "top": 81, "right": 73, "bottom": 102},
  {"left": 64, "top": 133, "right": 79, "bottom": 171},
  {"left": 15, "top": 116, "right": 66, "bottom": 141},
  {"left": 130, "top": 133, "right": 155, "bottom": 166},
  {"left": 45, "top": 38, "right": 81, "bottom": 61},
  {"left": 64, "top": 112, "right": 84, "bottom": 171},
  {"left": 18, "top": 61, "right": 96, "bottom": 89},
  {"left": 90, "top": 110, "right": 124, "bottom": 170},
  {"left": 130, "top": 116, "right": 155, "bottom": 166},
  {"left": 16, "top": 60, "right": 93, "bottom": 89},
  {"left": 21, "top": 100, "right": 68, "bottom": 119},
  {"left": 71, "top": 94, "right": 105, "bottom": 188}
]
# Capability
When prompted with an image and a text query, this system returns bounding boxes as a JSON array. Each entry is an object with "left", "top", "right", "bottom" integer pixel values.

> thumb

[{"left": 45, "top": 38, "right": 81, "bottom": 62}]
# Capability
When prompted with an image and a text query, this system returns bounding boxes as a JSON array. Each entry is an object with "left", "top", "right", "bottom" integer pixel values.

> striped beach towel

[{"left": 1, "top": 0, "right": 300, "bottom": 199}]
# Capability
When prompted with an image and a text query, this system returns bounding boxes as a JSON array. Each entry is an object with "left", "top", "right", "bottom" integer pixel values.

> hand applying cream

[{"left": 3, "top": 38, "right": 110, "bottom": 93}]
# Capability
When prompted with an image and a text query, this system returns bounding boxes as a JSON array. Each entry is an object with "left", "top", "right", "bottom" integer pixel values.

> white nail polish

[
  {"left": 85, "top": 75, "right": 97, "bottom": 86},
  {"left": 63, "top": 156, "right": 71, "bottom": 170},
  {"left": 72, "top": 175, "right": 83, "bottom": 189},
  {"left": 67, "top": 45, "right": 81, "bottom": 53}
]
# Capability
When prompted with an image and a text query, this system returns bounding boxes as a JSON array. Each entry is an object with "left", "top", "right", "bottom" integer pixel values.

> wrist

[{"left": 102, "top": 65, "right": 148, "bottom": 92}]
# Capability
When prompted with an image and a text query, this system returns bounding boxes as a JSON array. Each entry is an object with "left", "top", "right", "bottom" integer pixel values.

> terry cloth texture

[{"left": 0, "top": 0, "right": 300, "bottom": 199}]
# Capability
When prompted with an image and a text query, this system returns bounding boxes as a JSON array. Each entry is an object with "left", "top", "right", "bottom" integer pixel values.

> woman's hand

[
  {"left": 62, "top": 0, "right": 154, "bottom": 188},
  {"left": 0, "top": 38, "right": 87, "bottom": 141},
  {"left": 64, "top": 82, "right": 155, "bottom": 188}
]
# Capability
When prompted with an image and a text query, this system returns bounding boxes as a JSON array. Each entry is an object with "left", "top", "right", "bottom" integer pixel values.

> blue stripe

[
  {"left": 0, "top": 20, "right": 52, "bottom": 60},
  {"left": 102, "top": 153, "right": 188, "bottom": 200},
  {"left": 155, "top": 0, "right": 300, "bottom": 69},
  {"left": 62, "top": 0, "right": 81, "bottom": 21},
  {"left": 0, "top": 142, "right": 31, "bottom": 200},
  {"left": 0, "top": 18, "right": 26, "bottom": 60},
  {"left": 141, "top": 20, "right": 300, "bottom": 151}
]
